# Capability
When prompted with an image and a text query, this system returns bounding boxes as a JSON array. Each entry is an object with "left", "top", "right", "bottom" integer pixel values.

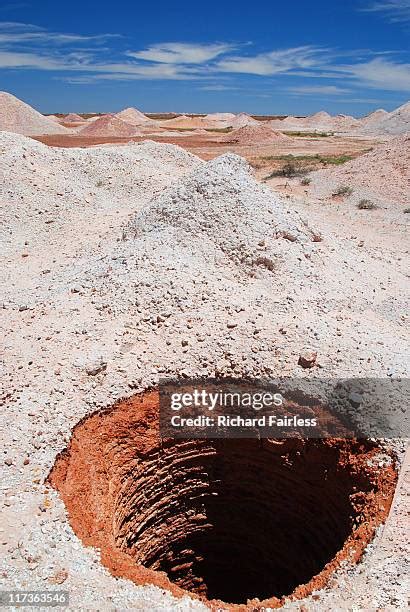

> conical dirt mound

[
  {"left": 131, "top": 153, "right": 316, "bottom": 276},
  {"left": 219, "top": 123, "right": 290, "bottom": 145},
  {"left": 63, "top": 113, "right": 85, "bottom": 122},
  {"left": 230, "top": 113, "right": 259, "bottom": 128},
  {"left": 116, "top": 107, "right": 153, "bottom": 125},
  {"left": 78, "top": 114, "right": 138, "bottom": 137},
  {"left": 360, "top": 109, "right": 388, "bottom": 125},
  {"left": 0, "top": 91, "right": 70, "bottom": 135}
]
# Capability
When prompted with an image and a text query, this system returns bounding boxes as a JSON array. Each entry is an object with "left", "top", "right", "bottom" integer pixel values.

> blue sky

[{"left": 0, "top": 0, "right": 409, "bottom": 115}]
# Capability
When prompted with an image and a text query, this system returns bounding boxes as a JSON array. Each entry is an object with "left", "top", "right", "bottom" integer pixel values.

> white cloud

[
  {"left": 88, "top": 62, "right": 197, "bottom": 79},
  {"left": 128, "top": 42, "right": 233, "bottom": 64},
  {"left": 287, "top": 85, "right": 352, "bottom": 95},
  {"left": 0, "top": 21, "right": 119, "bottom": 45},
  {"left": 363, "top": 0, "right": 410, "bottom": 22},
  {"left": 216, "top": 46, "right": 324, "bottom": 76},
  {"left": 0, "top": 23, "right": 229, "bottom": 79},
  {"left": 0, "top": 51, "right": 65, "bottom": 69},
  {"left": 0, "top": 20, "right": 409, "bottom": 98},
  {"left": 339, "top": 58, "right": 410, "bottom": 91},
  {"left": 199, "top": 84, "right": 239, "bottom": 91}
]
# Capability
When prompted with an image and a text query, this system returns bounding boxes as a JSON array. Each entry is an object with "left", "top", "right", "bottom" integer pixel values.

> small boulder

[
  {"left": 85, "top": 358, "right": 107, "bottom": 376},
  {"left": 298, "top": 351, "right": 317, "bottom": 369}
]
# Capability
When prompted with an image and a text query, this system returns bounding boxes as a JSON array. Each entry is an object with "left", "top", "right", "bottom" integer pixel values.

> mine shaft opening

[
  {"left": 117, "top": 438, "right": 359, "bottom": 603},
  {"left": 48, "top": 391, "right": 397, "bottom": 608}
]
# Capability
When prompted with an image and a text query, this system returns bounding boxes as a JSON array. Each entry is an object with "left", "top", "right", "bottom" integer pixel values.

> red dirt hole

[{"left": 48, "top": 390, "right": 397, "bottom": 609}]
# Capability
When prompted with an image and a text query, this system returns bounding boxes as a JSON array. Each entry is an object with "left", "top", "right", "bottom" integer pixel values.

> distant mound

[
  {"left": 356, "top": 102, "right": 409, "bottom": 135},
  {"left": 0, "top": 91, "right": 70, "bottom": 135},
  {"left": 360, "top": 109, "right": 388, "bottom": 125},
  {"left": 205, "top": 112, "right": 236, "bottom": 122},
  {"left": 304, "top": 112, "right": 358, "bottom": 131},
  {"left": 116, "top": 107, "right": 153, "bottom": 126},
  {"left": 78, "top": 114, "right": 138, "bottom": 137},
  {"left": 63, "top": 113, "right": 84, "bottom": 122},
  {"left": 307, "top": 111, "right": 331, "bottom": 123},
  {"left": 270, "top": 111, "right": 359, "bottom": 133},
  {"left": 205, "top": 112, "right": 237, "bottom": 127},
  {"left": 161, "top": 115, "right": 210, "bottom": 129},
  {"left": 374, "top": 101, "right": 410, "bottom": 134},
  {"left": 219, "top": 123, "right": 290, "bottom": 145},
  {"left": 230, "top": 113, "right": 259, "bottom": 129}
]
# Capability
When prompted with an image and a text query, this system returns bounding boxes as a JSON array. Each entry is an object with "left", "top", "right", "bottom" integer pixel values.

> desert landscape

[{"left": 0, "top": 85, "right": 409, "bottom": 611}]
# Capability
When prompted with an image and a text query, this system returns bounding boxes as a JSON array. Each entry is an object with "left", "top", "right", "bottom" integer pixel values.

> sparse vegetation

[
  {"left": 301, "top": 177, "right": 312, "bottom": 186},
  {"left": 205, "top": 127, "right": 233, "bottom": 133},
  {"left": 282, "top": 162, "right": 307, "bottom": 177},
  {"left": 261, "top": 153, "right": 353, "bottom": 165},
  {"left": 319, "top": 154, "right": 353, "bottom": 165},
  {"left": 260, "top": 153, "right": 354, "bottom": 182},
  {"left": 264, "top": 161, "right": 308, "bottom": 180},
  {"left": 283, "top": 131, "right": 333, "bottom": 138},
  {"left": 96, "top": 180, "right": 104, "bottom": 187},
  {"left": 357, "top": 199, "right": 377, "bottom": 210},
  {"left": 332, "top": 185, "right": 354, "bottom": 197},
  {"left": 170, "top": 127, "right": 196, "bottom": 132}
]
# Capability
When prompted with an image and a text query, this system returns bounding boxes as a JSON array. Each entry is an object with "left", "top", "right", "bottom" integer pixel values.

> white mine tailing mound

[
  {"left": 115, "top": 107, "right": 153, "bottom": 126},
  {"left": 270, "top": 112, "right": 359, "bottom": 133},
  {"left": 306, "top": 111, "right": 332, "bottom": 124},
  {"left": 205, "top": 112, "right": 236, "bottom": 122},
  {"left": 229, "top": 113, "right": 259, "bottom": 129},
  {"left": 303, "top": 112, "right": 359, "bottom": 131},
  {"left": 220, "top": 123, "right": 290, "bottom": 145},
  {"left": 78, "top": 114, "right": 138, "bottom": 137},
  {"left": 0, "top": 130, "right": 316, "bottom": 283},
  {"left": 0, "top": 91, "right": 70, "bottom": 135},
  {"left": 63, "top": 113, "right": 85, "bottom": 122},
  {"left": 360, "top": 109, "right": 388, "bottom": 125},
  {"left": 0, "top": 132, "right": 202, "bottom": 233},
  {"left": 371, "top": 101, "right": 410, "bottom": 134},
  {"left": 311, "top": 132, "right": 410, "bottom": 205},
  {"left": 355, "top": 101, "right": 409, "bottom": 135},
  {"left": 0, "top": 132, "right": 200, "bottom": 184},
  {"left": 131, "top": 152, "right": 317, "bottom": 273},
  {"left": 161, "top": 115, "right": 211, "bottom": 129},
  {"left": 163, "top": 113, "right": 259, "bottom": 130}
]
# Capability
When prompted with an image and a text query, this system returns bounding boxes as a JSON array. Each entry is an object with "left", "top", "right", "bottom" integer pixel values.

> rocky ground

[{"left": 0, "top": 131, "right": 409, "bottom": 610}]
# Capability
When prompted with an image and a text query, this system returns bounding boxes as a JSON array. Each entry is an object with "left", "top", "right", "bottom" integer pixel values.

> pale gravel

[{"left": 0, "top": 131, "right": 408, "bottom": 610}]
